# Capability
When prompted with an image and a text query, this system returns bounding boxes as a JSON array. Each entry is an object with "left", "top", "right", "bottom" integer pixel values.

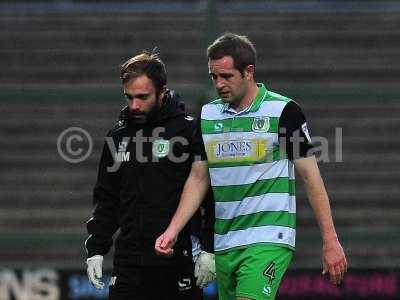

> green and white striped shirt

[{"left": 200, "top": 83, "right": 297, "bottom": 253}]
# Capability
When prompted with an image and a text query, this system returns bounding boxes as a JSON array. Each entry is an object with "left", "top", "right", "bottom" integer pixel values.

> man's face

[
  {"left": 208, "top": 56, "right": 248, "bottom": 105},
  {"left": 123, "top": 74, "right": 164, "bottom": 124}
]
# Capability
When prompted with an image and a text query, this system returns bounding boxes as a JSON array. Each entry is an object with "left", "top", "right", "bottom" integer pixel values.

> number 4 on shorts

[{"left": 263, "top": 262, "right": 276, "bottom": 284}]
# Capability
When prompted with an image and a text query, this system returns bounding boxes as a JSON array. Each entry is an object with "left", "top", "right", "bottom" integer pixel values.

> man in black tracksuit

[{"left": 84, "top": 51, "right": 214, "bottom": 300}]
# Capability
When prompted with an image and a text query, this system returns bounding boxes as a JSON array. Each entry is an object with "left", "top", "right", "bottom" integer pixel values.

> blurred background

[{"left": 0, "top": 0, "right": 399, "bottom": 299}]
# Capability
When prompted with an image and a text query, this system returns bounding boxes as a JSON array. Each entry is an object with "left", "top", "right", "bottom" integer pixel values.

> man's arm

[
  {"left": 85, "top": 139, "right": 120, "bottom": 257},
  {"left": 155, "top": 160, "right": 210, "bottom": 256},
  {"left": 85, "top": 138, "right": 120, "bottom": 289},
  {"left": 294, "top": 156, "right": 347, "bottom": 285},
  {"left": 199, "top": 188, "right": 215, "bottom": 253}
]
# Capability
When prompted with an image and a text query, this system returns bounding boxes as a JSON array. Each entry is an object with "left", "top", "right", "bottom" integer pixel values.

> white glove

[
  {"left": 194, "top": 251, "right": 216, "bottom": 288},
  {"left": 86, "top": 255, "right": 105, "bottom": 289}
]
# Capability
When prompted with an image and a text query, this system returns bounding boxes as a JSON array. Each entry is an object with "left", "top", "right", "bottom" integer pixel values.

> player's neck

[{"left": 232, "top": 82, "right": 259, "bottom": 112}]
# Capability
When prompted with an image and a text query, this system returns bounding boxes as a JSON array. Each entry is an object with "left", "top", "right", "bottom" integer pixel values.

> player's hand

[
  {"left": 322, "top": 238, "right": 347, "bottom": 285},
  {"left": 194, "top": 251, "right": 216, "bottom": 288},
  {"left": 86, "top": 255, "right": 105, "bottom": 289},
  {"left": 154, "top": 228, "right": 178, "bottom": 257}
]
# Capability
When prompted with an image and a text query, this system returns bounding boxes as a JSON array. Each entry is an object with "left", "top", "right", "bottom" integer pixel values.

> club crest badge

[
  {"left": 252, "top": 116, "right": 270, "bottom": 132},
  {"left": 153, "top": 139, "right": 170, "bottom": 158}
]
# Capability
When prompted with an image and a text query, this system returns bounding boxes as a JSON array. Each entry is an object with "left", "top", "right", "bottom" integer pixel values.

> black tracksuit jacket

[{"left": 85, "top": 91, "right": 211, "bottom": 273}]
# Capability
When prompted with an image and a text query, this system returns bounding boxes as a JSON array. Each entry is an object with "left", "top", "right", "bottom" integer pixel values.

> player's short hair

[
  {"left": 207, "top": 32, "right": 256, "bottom": 74},
  {"left": 120, "top": 50, "right": 167, "bottom": 94}
]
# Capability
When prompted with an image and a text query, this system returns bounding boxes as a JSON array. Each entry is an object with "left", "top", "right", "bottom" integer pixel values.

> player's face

[
  {"left": 208, "top": 56, "right": 248, "bottom": 105},
  {"left": 123, "top": 74, "right": 165, "bottom": 124}
]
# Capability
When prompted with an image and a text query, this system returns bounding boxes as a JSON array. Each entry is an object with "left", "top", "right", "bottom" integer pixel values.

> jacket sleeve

[
  {"left": 191, "top": 113, "right": 208, "bottom": 161},
  {"left": 85, "top": 134, "right": 120, "bottom": 258},
  {"left": 199, "top": 188, "right": 215, "bottom": 253}
]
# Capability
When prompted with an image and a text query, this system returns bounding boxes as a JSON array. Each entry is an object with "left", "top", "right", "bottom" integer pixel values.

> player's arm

[
  {"left": 294, "top": 156, "right": 347, "bottom": 285},
  {"left": 85, "top": 137, "right": 120, "bottom": 257},
  {"left": 85, "top": 136, "right": 120, "bottom": 289},
  {"left": 279, "top": 101, "right": 347, "bottom": 285},
  {"left": 155, "top": 160, "right": 210, "bottom": 256},
  {"left": 199, "top": 188, "right": 215, "bottom": 253}
]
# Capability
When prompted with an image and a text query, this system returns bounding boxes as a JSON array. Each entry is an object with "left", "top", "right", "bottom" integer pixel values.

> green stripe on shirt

[
  {"left": 215, "top": 211, "right": 296, "bottom": 235},
  {"left": 201, "top": 117, "right": 279, "bottom": 134},
  {"left": 213, "top": 178, "right": 295, "bottom": 202}
]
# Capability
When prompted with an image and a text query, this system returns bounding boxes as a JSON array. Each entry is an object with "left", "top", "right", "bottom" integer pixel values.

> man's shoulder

[
  {"left": 265, "top": 90, "right": 294, "bottom": 104},
  {"left": 158, "top": 113, "right": 197, "bottom": 139},
  {"left": 199, "top": 98, "right": 225, "bottom": 119},
  {"left": 182, "top": 114, "right": 195, "bottom": 122},
  {"left": 202, "top": 98, "right": 224, "bottom": 109},
  {"left": 177, "top": 114, "right": 197, "bottom": 134},
  {"left": 259, "top": 90, "right": 301, "bottom": 118},
  {"left": 171, "top": 112, "right": 195, "bottom": 126},
  {"left": 208, "top": 98, "right": 224, "bottom": 105},
  {"left": 107, "top": 119, "right": 129, "bottom": 137}
]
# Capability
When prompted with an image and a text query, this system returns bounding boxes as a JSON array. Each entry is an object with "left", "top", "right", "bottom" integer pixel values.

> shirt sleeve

[
  {"left": 278, "top": 101, "right": 314, "bottom": 161},
  {"left": 199, "top": 188, "right": 215, "bottom": 253},
  {"left": 191, "top": 114, "right": 207, "bottom": 161},
  {"left": 85, "top": 134, "right": 121, "bottom": 258}
]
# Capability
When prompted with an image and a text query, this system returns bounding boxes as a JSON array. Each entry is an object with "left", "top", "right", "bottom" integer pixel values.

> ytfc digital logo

[{"left": 0, "top": 269, "right": 59, "bottom": 300}]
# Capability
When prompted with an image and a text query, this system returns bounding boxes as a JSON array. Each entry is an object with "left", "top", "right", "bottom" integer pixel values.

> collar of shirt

[{"left": 221, "top": 83, "right": 268, "bottom": 116}]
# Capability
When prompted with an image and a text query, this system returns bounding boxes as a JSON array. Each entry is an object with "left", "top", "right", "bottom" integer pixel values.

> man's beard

[{"left": 127, "top": 101, "right": 161, "bottom": 124}]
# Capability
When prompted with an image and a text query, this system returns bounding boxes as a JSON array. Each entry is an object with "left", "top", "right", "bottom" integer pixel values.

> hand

[
  {"left": 194, "top": 251, "right": 216, "bottom": 288},
  {"left": 86, "top": 255, "right": 105, "bottom": 289},
  {"left": 154, "top": 228, "right": 178, "bottom": 257},
  {"left": 322, "top": 238, "right": 348, "bottom": 285}
]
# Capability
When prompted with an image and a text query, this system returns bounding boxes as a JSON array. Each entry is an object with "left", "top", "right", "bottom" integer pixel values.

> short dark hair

[
  {"left": 207, "top": 33, "right": 256, "bottom": 74},
  {"left": 120, "top": 50, "right": 167, "bottom": 93}
]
